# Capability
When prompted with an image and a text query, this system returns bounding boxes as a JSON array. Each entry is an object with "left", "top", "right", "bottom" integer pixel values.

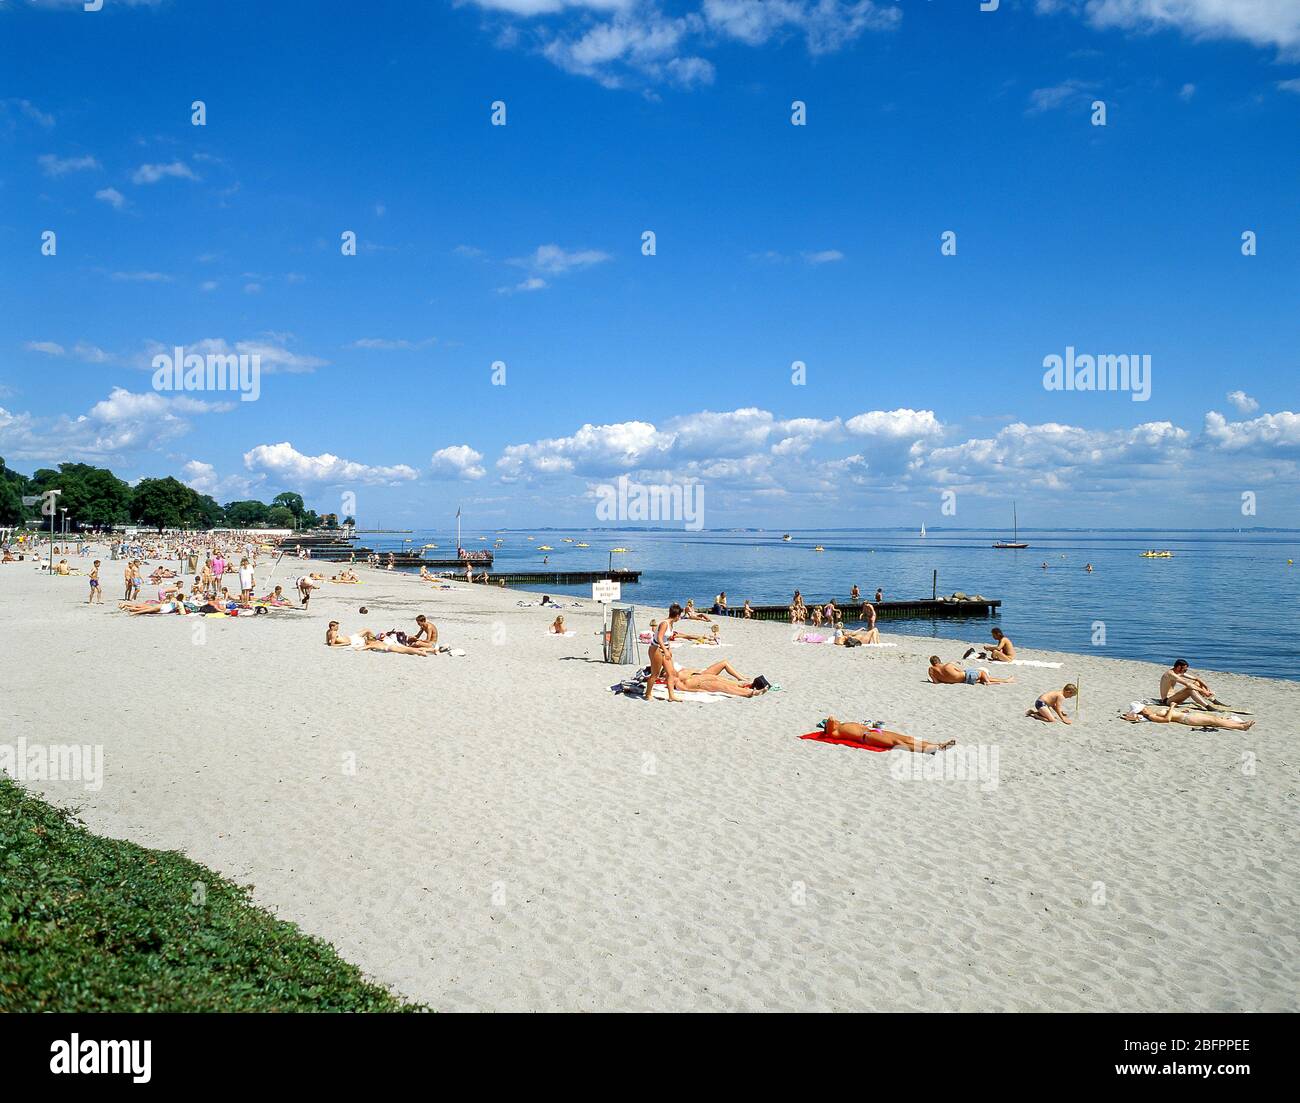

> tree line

[{"left": 0, "top": 458, "right": 347, "bottom": 532}]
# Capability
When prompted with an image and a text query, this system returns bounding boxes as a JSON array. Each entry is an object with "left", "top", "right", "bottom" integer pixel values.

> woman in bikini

[
  {"left": 1120, "top": 704, "right": 1253, "bottom": 730},
  {"left": 645, "top": 603, "right": 683, "bottom": 701},
  {"left": 821, "top": 717, "right": 955, "bottom": 753}
]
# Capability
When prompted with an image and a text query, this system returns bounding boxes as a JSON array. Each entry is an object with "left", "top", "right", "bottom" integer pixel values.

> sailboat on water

[
  {"left": 920, "top": 523, "right": 926, "bottom": 538},
  {"left": 992, "top": 502, "right": 1029, "bottom": 549}
]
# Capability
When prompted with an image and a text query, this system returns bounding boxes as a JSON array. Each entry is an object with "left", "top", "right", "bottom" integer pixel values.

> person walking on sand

[
  {"left": 820, "top": 717, "right": 955, "bottom": 754},
  {"left": 87, "top": 560, "right": 103, "bottom": 604},
  {"left": 123, "top": 559, "right": 137, "bottom": 600},
  {"left": 1027, "top": 684, "right": 1077, "bottom": 723},
  {"left": 928, "top": 656, "right": 1014, "bottom": 686}
]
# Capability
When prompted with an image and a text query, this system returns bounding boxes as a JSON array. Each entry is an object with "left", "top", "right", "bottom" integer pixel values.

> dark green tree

[
  {"left": 223, "top": 499, "right": 270, "bottom": 527},
  {"left": 271, "top": 492, "right": 305, "bottom": 520},
  {"left": 131, "top": 477, "right": 198, "bottom": 531}
]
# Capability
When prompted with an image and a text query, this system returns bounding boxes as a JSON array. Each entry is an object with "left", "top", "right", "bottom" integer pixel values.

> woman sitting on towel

[
  {"left": 821, "top": 717, "right": 955, "bottom": 754},
  {"left": 327, "top": 621, "right": 429, "bottom": 655},
  {"left": 549, "top": 615, "right": 566, "bottom": 634},
  {"left": 681, "top": 599, "right": 710, "bottom": 622}
]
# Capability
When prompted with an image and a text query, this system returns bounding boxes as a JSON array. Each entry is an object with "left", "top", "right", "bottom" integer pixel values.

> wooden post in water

[{"left": 932, "top": 570, "right": 937, "bottom": 600}]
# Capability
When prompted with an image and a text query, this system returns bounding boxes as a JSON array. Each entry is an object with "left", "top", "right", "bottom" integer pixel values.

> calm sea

[{"left": 360, "top": 528, "right": 1300, "bottom": 682}]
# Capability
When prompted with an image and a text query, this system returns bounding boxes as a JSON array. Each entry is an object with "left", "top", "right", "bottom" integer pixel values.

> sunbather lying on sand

[
  {"left": 670, "top": 660, "right": 769, "bottom": 697},
  {"left": 673, "top": 624, "right": 721, "bottom": 645},
  {"left": 119, "top": 599, "right": 187, "bottom": 615},
  {"left": 928, "top": 656, "right": 1014, "bottom": 685},
  {"left": 549, "top": 615, "right": 566, "bottom": 634},
  {"left": 1027, "top": 684, "right": 1077, "bottom": 723},
  {"left": 834, "top": 626, "right": 880, "bottom": 645},
  {"left": 821, "top": 717, "right": 956, "bottom": 754},
  {"left": 965, "top": 628, "right": 1015, "bottom": 662},
  {"left": 681, "top": 600, "right": 711, "bottom": 621},
  {"left": 1120, "top": 703, "right": 1253, "bottom": 730},
  {"left": 326, "top": 621, "right": 429, "bottom": 655}
]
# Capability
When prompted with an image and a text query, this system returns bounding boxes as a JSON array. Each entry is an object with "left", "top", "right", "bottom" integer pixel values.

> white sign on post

[{"left": 592, "top": 580, "right": 621, "bottom": 604}]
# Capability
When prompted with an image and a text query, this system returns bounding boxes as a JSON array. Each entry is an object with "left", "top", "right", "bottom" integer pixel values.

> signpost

[{"left": 593, "top": 579, "right": 622, "bottom": 661}]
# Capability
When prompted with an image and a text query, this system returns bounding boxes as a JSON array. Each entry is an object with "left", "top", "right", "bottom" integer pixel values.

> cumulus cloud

[
  {"left": 243, "top": 442, "right": 419, "bottom": 486},
  {"left": 350, "top": 337, "right": 437, "bottom": 351},
  {"left": 1227, "top": 390, "right": 1259, "bottom": 414},
  {"left": 431, "top": 444, "right": 487, "bottom": 480},
  {"left": 1027, "top": 78, "right": 1097, "bottom": 114},
  {"left": 0, "top": 387, "right": 231, "bottom": 464}
]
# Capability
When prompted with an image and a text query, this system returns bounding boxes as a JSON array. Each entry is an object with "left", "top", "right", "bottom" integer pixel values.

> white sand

[{"left": 3, "top": 551, "right": 1298, "bottom": 1011}]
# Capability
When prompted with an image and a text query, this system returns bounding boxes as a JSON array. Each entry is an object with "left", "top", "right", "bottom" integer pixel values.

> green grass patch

[{"left": 0, "top": 777, "right": 422, "bottom": 1011}]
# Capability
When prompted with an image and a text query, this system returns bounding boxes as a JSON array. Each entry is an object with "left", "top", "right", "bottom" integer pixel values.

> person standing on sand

[
  {"left": 820, "top": 717, "right": 955, "bottom": 754},
  {"left": 928, "top": 656, "right": 1014, "bottom": 686},
  {"left": 212, "top": 552, "right": 225, "bottom": 591},
  {"left": 646, "top": 603, "right": 684, "bottom": 701},
  {"left": 123, "top": 559, "right": 136, "bottom": 600},
  {"left": 87, "top": 560, "right": 103, "bottom": 604},
  {"left": 1027, "top": 684, "right": 1076, "bottom": 723},
  {"left": 238, "top": 558, "right": 255, "bottom": 604}
]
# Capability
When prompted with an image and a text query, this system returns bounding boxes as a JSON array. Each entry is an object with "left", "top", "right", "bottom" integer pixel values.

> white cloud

[
  {"left": 350, "top": 337, "right": 437, "bottom": 350},
  {"left": 0, "top": 387, "right": 231, "bottom": 465},
  {"left": 181, "top": 459, "right": 263, "bottom": 500},
  {"left": 94, "top": 186, "right": 127, "bottom": 209},
  {"left": 138, "top": 336, "right": 328, "bottom": 375},
  {"left": 1227, "top": 390, "right": 1259, "bottom": 414},
  {"left": 243, "top": 442, "right": 419, "bottom": 486},
  {"left": 38, "top": 153, "right": 100, "bottom": 176},
  {"left": 803, "top": 249, "right": 845, "bottom": 264},
  {"left": 1048, "top": 0, "right": 1300, "bottom": 56},
  {"left": 469, "top": 0, "right": 894, "bottom": 90},
  {"left": 1027, "top": 78, "right": 1096, "bottom": 114},
  {"left": 112, "top": 271, "right": 172, "bottom": 283},
  {"left": 131, "top": 161, "right": 199, "bottom": 184},
  {"left": 1277, "top": 77, "right": 1300, "bottom": 94},
  {"left": 431, "top": 444, "right": 487, "bottom": 480},
  {"left": 511, "top": 243, "right": 612, "bottom": 274},
  {"left": 24, "top": 341, "right": 65, "bottom": 356},
  {"left": 1203, "top": 409, "right": 1300, "bottom": 455},
  {"left": 1179, "top": 82, "right": 1196, "bottom": 100}
]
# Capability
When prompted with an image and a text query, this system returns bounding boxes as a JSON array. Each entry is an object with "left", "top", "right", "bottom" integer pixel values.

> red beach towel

[{"left": 799, "top": 730, "right": 890, "bottom": 752}]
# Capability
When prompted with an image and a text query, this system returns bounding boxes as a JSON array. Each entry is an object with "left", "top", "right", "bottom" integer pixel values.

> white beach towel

[
  {"left": 545, "top": 630, "right": 577, "bottom": 637},
  {"left": 1010, "top": 659, "right": 1064, "bottom": 668},
  {"left": 645, "top": 684, "right": 729, "bottom": 703}
]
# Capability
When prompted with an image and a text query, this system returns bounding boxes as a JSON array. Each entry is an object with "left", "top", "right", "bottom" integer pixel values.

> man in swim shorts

[
  {"left": 1159, "top": 659, "right": 1218, "bottom": 709},
  {"left": 928, "top": 656, "right": 1014, "bottom": 686}
]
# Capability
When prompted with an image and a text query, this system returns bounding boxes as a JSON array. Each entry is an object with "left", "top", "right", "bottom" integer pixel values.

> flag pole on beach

[{"left": 456, "top": 505, "right": 462, "bottom": 555}]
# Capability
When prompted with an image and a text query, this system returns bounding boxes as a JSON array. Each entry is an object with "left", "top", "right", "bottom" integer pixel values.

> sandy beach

[{"left": 3, "top": 551, "right": 1297, "bottom": 1012}]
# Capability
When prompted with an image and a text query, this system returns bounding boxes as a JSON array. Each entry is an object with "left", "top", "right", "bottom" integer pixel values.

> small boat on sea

[
  {"left": 1140, "top": 550, "right": 1174, "bottom": 558},
  {"left": 575, "top": 542, "right": 590, "bottom": 547},
  {"left": 538, "top": 545, "right": 554, "bottom": 551},
  {"left": 920, "top": 523, "right": 926, "bottom": 538},
  {"left": 993, "top": 502, "right": 1029, "bottom": 549},
  {"left": 782, "top": 534, "right": 792, "bottom": 541},
  {"left": 813, "top": 545, "right": 825, "bottom": 552}
]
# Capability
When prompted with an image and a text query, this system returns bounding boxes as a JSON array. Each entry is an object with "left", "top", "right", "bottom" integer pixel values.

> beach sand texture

[{"left": 3, "top": 556, "right": 1297, "bottom": 1011}]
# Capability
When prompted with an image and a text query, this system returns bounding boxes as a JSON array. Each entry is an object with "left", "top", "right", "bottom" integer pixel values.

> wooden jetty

[
  {"left": 459, "top": 569, "right": 642, "bottom": 587},
  {"left": 736, "top": 597, "right": 1000, "bottom": 622}
]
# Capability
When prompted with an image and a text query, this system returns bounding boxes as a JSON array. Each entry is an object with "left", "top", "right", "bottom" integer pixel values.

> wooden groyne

[{"left": 733, "top": 597, "right": 1000, "bottom": 622}]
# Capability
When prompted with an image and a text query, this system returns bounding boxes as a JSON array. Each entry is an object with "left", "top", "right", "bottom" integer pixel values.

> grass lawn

[{"left": 0, "top": 777, "right": 421, "bottom": 1011}]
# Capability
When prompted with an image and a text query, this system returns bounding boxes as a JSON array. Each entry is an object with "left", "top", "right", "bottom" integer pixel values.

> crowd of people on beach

[{"left": 11, "top": 529, "right": 1258, "bottom": 741}]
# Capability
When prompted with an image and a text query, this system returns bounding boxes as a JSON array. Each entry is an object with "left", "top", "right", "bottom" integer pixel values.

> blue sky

[{"left": 2, "top": 0, "right": 1299, "bottom": 529}]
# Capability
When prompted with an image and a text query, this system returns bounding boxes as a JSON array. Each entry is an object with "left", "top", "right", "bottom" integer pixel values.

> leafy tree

[
  {"left": 223, "top": 499, "right": 270, "bottom": 527},
  {"left": 320, "top": 513, "right": 340, "bottom": 529},
  {"left": 131, "top": 477, "right": 197, "bottom": 531},
  {"left": 0, "top": 457, "right": 29, "bottom": 525},
  {"left": 266, "top": 505, "right": 296, "bottom": 528},
  {"left": 300, "top": 509, "right": 321, "bottom": 530},
  {"left": 271, "top": 492, "right": 305, "bottom": 520},
  {"left": 194, "top": 495, "right": 226, "bottom": 529},
  {"left": 342, "top": 514, "right": 355, "bottom": 526}
]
